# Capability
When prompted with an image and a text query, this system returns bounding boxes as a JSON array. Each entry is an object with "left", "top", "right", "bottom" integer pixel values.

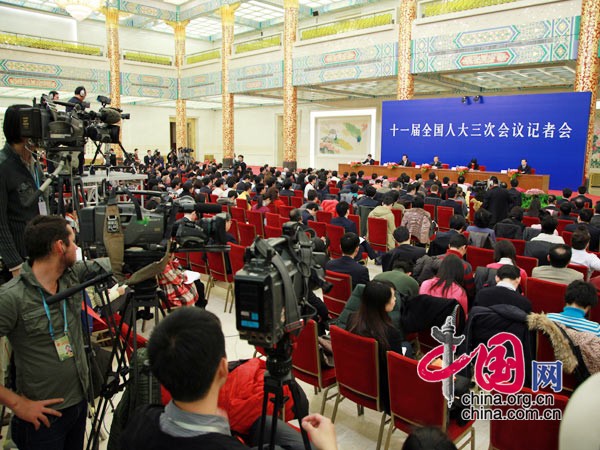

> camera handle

[{"left": 258, "top": 337, "right": 312, "bottom": 450}]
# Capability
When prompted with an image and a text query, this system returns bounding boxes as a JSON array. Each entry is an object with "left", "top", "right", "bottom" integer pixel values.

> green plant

[
  {"left": 186, "top": 50, "right": 221, "bottom": 64},
  {"left": 422, "top": 0, "right": 518, "bottom": 17},
  {"left": 123, "top": 51, "right": 172, "bottom": 65},
  {"left": 301, "top": 12, "right": 393, "bottom": 41},
  {"left": 0, "top": 33, "right": 102, "bottom": 56}
]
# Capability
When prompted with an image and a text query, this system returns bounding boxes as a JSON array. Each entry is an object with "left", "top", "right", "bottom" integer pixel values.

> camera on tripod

[{"left": 234, "top": 222, "right": 331, "bottom": 348}]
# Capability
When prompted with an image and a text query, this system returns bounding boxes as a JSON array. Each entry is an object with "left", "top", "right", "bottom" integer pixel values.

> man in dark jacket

[
  {"left": 565, "top": 209, "right": 600, "bottom": 252},
  {"left": 482, "top": 177, "right": 512, "bottom": 225},
  {"left": 325, "top": 233, "right": 369, "bottom": 288}
]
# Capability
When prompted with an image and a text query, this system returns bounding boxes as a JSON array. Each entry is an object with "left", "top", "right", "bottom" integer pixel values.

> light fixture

[{"left": 56, "top": 0, "right": 101, "bottom": 21}]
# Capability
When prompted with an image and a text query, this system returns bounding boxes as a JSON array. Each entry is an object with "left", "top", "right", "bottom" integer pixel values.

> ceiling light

[{"left": 56, "top": 0, "right": 100, "bottom": 20}]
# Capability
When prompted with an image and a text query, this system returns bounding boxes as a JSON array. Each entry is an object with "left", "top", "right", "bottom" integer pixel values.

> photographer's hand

[
  {"left": 11, "top": 395, "right": 63, "bottom": 430},
  {"left": 301, "top": 414, "right": 337, "bottom": 450}
]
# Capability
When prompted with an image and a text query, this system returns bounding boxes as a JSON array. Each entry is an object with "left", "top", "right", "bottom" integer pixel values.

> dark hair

[
  {"left": 412, "top": 195, "right": 425, "bottom": 209},
  {"left": 290, "top": 208, "right": 302, "bottom": 222},
  {"left": 510, "top": 178, "right": 519, "bottom": 188},
  {"left": 428, "top": 172, "right": 436, "bottom": 180},
  {"left": 571, "top": 226, "right": 591, "bottom": 250},
  {"left": 392, "top": 259, "right": 414, "bottom": 273},
  {"left": 578, "top": 185, "right": 587, "bottom": 195},
  {"left": 449, "top": 215, "right": 466, "bottom": 231},
  {"left": 474, "top": 208, "right": 492, "bottom": 228},
  {"left": 364, "top": 185, "right": 377, "bottom": 198},
  {"left": 347, "top": 280, "right": 395, "bottom": 350},
  {"left": 446, "top": 187, "right": 457, "bottom": 198},
  {"left": 565, "top": 280, "right": 598, "bottom": 309},
  {"left": 74, "top": 86, "right": 86, "bottom": 96},
  {"left": 540, "top": 215, "right": 558, "bottom": 234},
  {"left": 3, "top": 104, "right": 30, "bottom": 145},
  {"left": 573, "top": 197, "right": 585, "bottom": 211},
  {"left": 508, "top": 206, "right": 523, "bottom": 222},
  {"left": 382, "top": 192, "right": 395, "bottom": 206},
  {"left": 305, "top": 202, "right": 319, "bottom": 212},
  {"left": 548, "top": 244, "right": 572, "bottom": 268},
  {"left": 336, "top": 201, "right": 349, "bottom": 217},
  {"left": 432, "top": 254, "right": 465, "bottom": 297},
  {"left": 579, "top": 208, "right": 593, "bottom": 223},
  {"left": 393, "top": 226, "right": 410, "bottom": 243},
  {"left": 559, "top": 202, "right": 572, "bottom": 216},
  {"left": 496, "top": 264, "right": 520, "bottom": 280},
  {"left": 458, "top": 175, "right": 465, "bottom": 184},
  {"left": 402, "top": 427, "right": 457, "bottom": 450},
  {"left": 148, "top": 308, "right": 225, "bottom": 402},
  {"left": 449, "top": 233, "right": 468, "bottom": 249},
  {"left": 528, "top": 197, "right": 542, "bottom": 217},
  {"left": 494, "top": 239, "right": 517, "bottom": 265},
  {"left": 24, "top": 215, "right": 71, "bottom": 263},
  {"left": 340, "top": 232, "right": 360, "bottom": 255},
  {"left": 562, "top": 188, "right": 572, "bottom": 199}
]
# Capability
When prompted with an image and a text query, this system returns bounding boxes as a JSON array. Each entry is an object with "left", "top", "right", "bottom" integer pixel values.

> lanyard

[{"left": 38, "top": 288, "right": 68, "bottom": 341}]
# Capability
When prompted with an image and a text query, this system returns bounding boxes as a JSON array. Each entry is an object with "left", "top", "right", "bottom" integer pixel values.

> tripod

[{"left": 258, "top": 335, "right": 312, "bottom": 450}]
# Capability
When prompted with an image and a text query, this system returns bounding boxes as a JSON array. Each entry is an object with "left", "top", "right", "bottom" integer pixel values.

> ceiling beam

[
  {"left": 416, "top": 73, "right": 485, "bottom": 93},
  {"left": 302, "top": 85, "right": 375, "bottom": 99}
]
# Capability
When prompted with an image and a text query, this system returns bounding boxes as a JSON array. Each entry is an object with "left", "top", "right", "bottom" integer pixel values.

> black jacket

[
  {"left": 483, "top": 187, "right": 512, "bottom": 225},
  {"left": 325, "top": 255, "right": 369, "bottom": 288}
]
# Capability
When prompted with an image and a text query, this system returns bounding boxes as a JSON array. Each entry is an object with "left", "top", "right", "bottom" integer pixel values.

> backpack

[
  {"left": 413, "top": 254, "right": 442, "bottom": 284},
  {"left": 474, "top": 267, "right": 497, "bottom": 292}
]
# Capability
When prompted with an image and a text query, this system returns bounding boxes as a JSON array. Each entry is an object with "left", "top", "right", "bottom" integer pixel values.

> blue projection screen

[{"left": 381, "top": 92, "right": 592, "bottom": 190}]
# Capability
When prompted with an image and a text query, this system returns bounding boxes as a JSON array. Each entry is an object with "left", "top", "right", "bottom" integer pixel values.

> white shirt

[
  {"left": 496, "top": 280, "right": 518, "bottom": 291},
  {"left": 570, "top": 248, "right": 600, "bottom": 275},
  {"left": 304, "top": 183, "right": 315, "bottom": 199},
  {"left": 531, "top": 233, "right": 565, "bottom": 244}
]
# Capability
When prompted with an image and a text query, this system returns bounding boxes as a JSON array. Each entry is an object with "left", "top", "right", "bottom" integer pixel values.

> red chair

[
  {"left": 265, "top": 212, "right": 280, "bottom": 228},
  {"left": 441, "top": 163, "right": 450, "bottom": 169},
  {"left": 391, "top": 209, "right": 402, "bottom": 228},
  {"left": 479, "top": 165, "right": 486, "bottom": 171},
  {"left": 209, "top": 194, "right": 218, "bottom": 203},
  {"left": 308, "top": 220, "right": 326, "bottom": 238},
  {"left": 238, "top": 223, "right": 256, "bottom": 247},
  {"left": 279, "top": 205, "right": 294, "bottom": 220},
  {"left": 229, "top": 243, "right": 246, "bottom": 276},
  {"left": 348, "top": 214, "right": 361, "bottom": 236},
  {"left": 326, "top": 224, "right": 346, "bottom": 259},
  {"left": 367, "top": 217, "right": 389, "bottom": 253},
  {"left": 515, "top": 254, "right": 538, "bottom": 277},
  {"left": 247, "top": 210, "right": 264, "bottom": 237},
  {"left": 229, "top": 219, "right": 239, "bottom": 243},
  {"left": 522, "top": 216, "right": 541, "bottom": 227},
  {"left": 466, "top": 245, "right": 494, "bottom": 269},
  {"left": 423, "top": 203, "right": 436, "bottom": 220},
  {"left": 385, "top": 352, "right": 475, "bottom": 449},
  {"left": 527, "top": 278, "right": 567, "bottom": 314},
  {"left": 330, "top": 326, "right": 388, "bottom": 450},
  {"left": 329, "top": 187, "right": 340, "bottom": 195},
  {"left": 236, "top": 198, "right": 248, "bottom": 210},
  {"left": 535, "top": 331, "right": 577, "bottom": 394},
  {"left": 567, "top": 263, "right": 587, "bottom": 279},
  {"left": 316, "top": 210, "right": 333, "bottom": 223},
  {"left": 557, "top": 219, "right": 572, "bottom": 235},
  {"left": 230, "top": 206, "right": 246, "bottom": 223},
  {"left": 323, "top": 270, "right": 352, "bottom": 318},
  {"left": 290, "top": 196, "right": 303, "bottom": 208},
  {"left": 279, "top": 195, "right": 291, "bottom": 206},
  {"left": 292, "top": 320, "right": 337, "bottom": 414},
  {"left": 437, "top": 206, "right": 454, "bottom": 231},
  {"left": 293, "top": 189, "right": 304, "bottom": 198},
  {"left": 206, "top": 252, "right": 234, "bottom": 313},
  {"left": 489, "top": 388, "right": 568, "bottom": 450},
  {"left": 265, "top": 225, "right": 282, "bottom": 238},
  {"left": 562, "top": 231, "right": 573, "bottom": 246},
  {"left": 497, "top": 237, "right": 526, "bottom": 256}
]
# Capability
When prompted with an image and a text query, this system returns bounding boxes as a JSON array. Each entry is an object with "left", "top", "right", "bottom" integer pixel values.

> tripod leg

[{"left": 289, "top": 380, "right": 312, "bottom": 450}]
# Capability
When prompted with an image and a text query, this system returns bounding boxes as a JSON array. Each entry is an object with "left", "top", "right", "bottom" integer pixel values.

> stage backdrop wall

[{"left": 381, "top": 92, "right": 592, "bottom": 190}]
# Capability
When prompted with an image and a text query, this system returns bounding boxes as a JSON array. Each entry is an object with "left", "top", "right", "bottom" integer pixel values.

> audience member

[
  {"left": 474, "top": 265, "right": 531, "bottom": 314},
  {"left": 466, "top": 208, "right": 496, "bottom": 247},
  {"left": 325, "top": 233, "right": 369, "bottom": 288},
  {"left": 508, "top": 178, "right": 522, "bottom": 208},
  {"left": 531, "top": 244, "right": 584, "bottom": 284},
  {"left": 565, "top": 208, "right": 600, "bottom": 252},
  {"left": 401, "top": 196, "right": 432, "bottom": 245},
  {"left": 428, "top": 215, "right": 466, "bottom": 257},
  {"left": 486, "top": 239, "right": 527, "bottom": 292},
  {"left": 374, "top": 259, "right": 419, "bottom": 299},
  {"left": 547, "top": 281, "right": 600, "bottom": 337},
  {"left": 419, "top": 254, "right": 468, "bottom": 316},
  {"left": 402, "top": 426, "right": 457, "bottom": 450},
  {"left": 569, "top": 227, "right": 600, "bottom": 278},
  {"left": 367, "top": 192, "right": 396, "bottom": 250},
  {"left": 572, "top": 186, "right": 593, "bottom": 208},
  {"left": 482, "top": 176, "right": 511, "bottom": 225},
  {"left": 382, "top": 226, "right": 426, "bottom": 271}
]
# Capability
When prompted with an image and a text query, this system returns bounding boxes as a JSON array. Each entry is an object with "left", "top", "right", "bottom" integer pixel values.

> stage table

[{"left": 338, "top": 164, "right": 549, "bottom": 191}]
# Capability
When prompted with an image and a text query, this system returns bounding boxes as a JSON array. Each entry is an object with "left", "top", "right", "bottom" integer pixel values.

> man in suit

[
  {"left": 362, "top": 154, "right": 375, "bottom": 165},
  {"left": 557, "top": 188, "right": 573, "bottom": 206},
  {"left": 431, "top": 155, "right": 443, "bottom": 168},
  {"left": 325, "top": 232, "right": 369, "bottom": 288},
  {"left": 399, "top": 154, "right": 412, "bottom": 167},
  {"left": 508, "top": 179, "right": 522, "bottom": 208},
  {"left": 572, "top": 186, "right": 593, "bottom": 208},
  {"left": 439, "top": 187, "right": 464, "bottom": 216},
  {"left": 565, "top": 208, "right": 600, "bottom": 251},
  {"left": 475, "top": 265, "right": 531, "bottom": 311},
  {"left": 482, "top": 176, "right": 512, "bottom": 225},
  {"left": 382, "top": 226, "right": 425, "bottom": 271},
  {"left": 356, "top": 185, "right": 379, "bottom": 208},
  {"left": 518, "top": 159, "right": 532, "bottom": 174},
  {"left": 144, "top": 150, "right": 154, "bottom": 167},
  {"left": 428, "top": 215, "right": 466, "bottom": 256},
  {"left": 531, "top": 244, "right": 584, "bottom": 285}
]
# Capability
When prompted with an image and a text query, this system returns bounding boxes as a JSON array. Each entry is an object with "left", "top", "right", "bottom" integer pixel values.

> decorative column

[
  {"left": 397, "top": 0, "right": 416, "bottom": 100},
  {"left": 103, "top": 7, "right": 122, "bottom": 157},
  {"left": 220, "top": 4, "right": 238, "bottom": 168},
  {"left": 283, "top": 0, "right": 299, "bottom": 171},
  {"left": 168, "top": 20, "right": 190, "bottom": 152},
  {"left": 575, "top": 0, "right": 600, "bottom": 181}
]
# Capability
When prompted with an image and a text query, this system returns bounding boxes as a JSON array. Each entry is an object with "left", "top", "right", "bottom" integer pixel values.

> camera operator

[
  {"left": 0, "top": 215, "right": 110, "bottom": 450},
  {"left": 0, "top": 105, "right": 47, "bottom": 282},
  {"left": 122, "top": 308, "right": 338, "bottom": 450},
  {"left": 65, "top": 87, "right": 87, "bottom": 176}
]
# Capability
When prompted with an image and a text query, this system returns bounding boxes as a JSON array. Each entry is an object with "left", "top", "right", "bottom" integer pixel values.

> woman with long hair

[
  {"left": 251, "top": 195, "right": 271, "bottom": 214},
  {"left": 419, "top": 254, "right": 468, "bottom": 316},
  {"left": 486, "top": 239, "right": 527, "bottom": 292},
  {"left": 347, "top": 280, "right": 411, "bottom": 412}
]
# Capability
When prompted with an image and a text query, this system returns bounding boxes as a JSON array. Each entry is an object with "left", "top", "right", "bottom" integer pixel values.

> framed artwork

[{"left": 310, "top": 109, "right": 377, "bottom": 168}]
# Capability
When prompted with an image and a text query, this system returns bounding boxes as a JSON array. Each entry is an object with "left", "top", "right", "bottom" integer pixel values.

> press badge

[
  {"left": 38, "top": 198, "right": 48, "bottom": 215},
  {"left": 54, "top": 335, "right": 74, "bottom": 361}
]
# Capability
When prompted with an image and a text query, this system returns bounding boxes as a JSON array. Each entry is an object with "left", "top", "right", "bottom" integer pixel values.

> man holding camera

[
  {"left": 0, "top": 215, "right": 110, "bottom": 450},
  {"left": 65, "top": 87, "right": 88, "bottom": 176},
  {"left": 122, "top": 308, "right": 338, "bottom": 450}
]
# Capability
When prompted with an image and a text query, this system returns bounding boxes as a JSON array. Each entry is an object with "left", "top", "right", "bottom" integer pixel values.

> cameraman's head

[
  {"left": 178, "top": 196, "right": 198, "bottom": 221},
  {"left": 341, "top": 232, "right": 360, "bottom": 258},
  {"left": 24, "top": 215, "right": 77, "bottom": 269},
  {"left": 149, "top": 308, "right": 227, "bottom": 403},
  {"left": 74, "top": 86, "right": 87, "bottom": 102},
  {"left": 3, "top": 104, "right": 37, "bottom": 158}
]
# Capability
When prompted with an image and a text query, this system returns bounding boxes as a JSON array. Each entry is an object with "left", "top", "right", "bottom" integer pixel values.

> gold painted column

[
  {"left": 397, "top": 0, "right": 416, "bottom": 100},
  {"left": 220, "top": 4, "right": 238, "bottom": 168},
  {"left": 104, "top": 7, "right": 122, "bottom": 157},
  {"left": 575, "top": 0, "right": 600, "bottom": 181},
  {"left": 167, "top": 20, "right": 189, "bottom": 152},
  {"left": 283, "top": 0, "right": 299, "bottom": 171}
]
